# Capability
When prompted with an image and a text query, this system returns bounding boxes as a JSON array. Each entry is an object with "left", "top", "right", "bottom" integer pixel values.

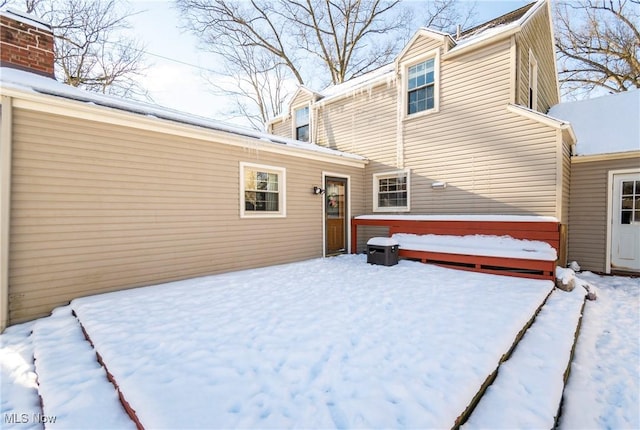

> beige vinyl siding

[
  {"left": 306, "top": 37, "right": 562, "bottom": 218},
  {"left": 403, "top": 39, "right": 559, "bottom": 217},
  {"left": 568, "top": 156, "right": 640, "bottom": 272},
  {"left": 316, "top": 83, "right": 397, "bottom": 161},
  {"left": 269, "top": 117, "right": 291, "bottom": 138},
  {"left": 515, "top": 4, "right": 558, "bottom": 112},
  {"left": 399, "top": 34, "right": 443, "bottom": 60},
  {"left": 290, "top": 89, "right": 315, "bottom": 107},
  {"left": 9, "top": 108, "right": 364, "bottom": 323}
]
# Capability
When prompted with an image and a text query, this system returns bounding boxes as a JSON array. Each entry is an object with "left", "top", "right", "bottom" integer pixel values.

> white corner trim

[
  {"left": 0, "top": 96, "right": 12, "bottom": 331},
  {"left": 509, "top": 36, "right": 517, "bottom": 104}
]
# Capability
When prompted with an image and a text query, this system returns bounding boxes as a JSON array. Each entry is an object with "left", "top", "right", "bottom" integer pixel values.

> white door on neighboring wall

[{"left": 611, "top": 172, "right": 640, "bottom": 272}]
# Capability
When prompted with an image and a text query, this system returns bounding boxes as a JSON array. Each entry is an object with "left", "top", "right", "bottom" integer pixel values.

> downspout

[
  {"left": 395, "top": 67, "right": 404, "bottom": 168},
  {"left": 0, "top": 96, "right": 13, "bottom": 331}
]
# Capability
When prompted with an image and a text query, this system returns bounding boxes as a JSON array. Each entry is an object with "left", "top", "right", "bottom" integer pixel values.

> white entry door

[{"left": 611, "top": 172, "right": 640, "bottom": 272}]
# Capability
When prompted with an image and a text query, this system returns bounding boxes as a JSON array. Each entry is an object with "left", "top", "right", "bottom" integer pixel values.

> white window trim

[
  {"left": 401, "top": 49, "right": 440, "bottom": 120},
  {"left": 528, "top": 49, "right": 538, "bottom": 111},
  {"left": 291, "top": 103, "right": 311, "bottom": 142},
  {"left": 239, "top": 162, "right": 287, "bottom": 218},
  {"left": 373, "top": 169, "right": 411, "bottom": 212}
]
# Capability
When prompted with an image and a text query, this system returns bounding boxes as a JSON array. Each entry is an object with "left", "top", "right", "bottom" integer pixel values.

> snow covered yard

[
  {"left": 0, "top": 255, "right": 638, "bottom": 429},
  {"left": 559, "top": 271, "right": 640, "bottom": 429}
]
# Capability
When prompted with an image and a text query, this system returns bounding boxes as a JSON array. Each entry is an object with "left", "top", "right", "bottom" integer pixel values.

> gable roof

[
  {"left": 289, "top": 85, "right": 322, "bottom": 106},
  {"left": 0, "top": 67, "right": 367, "bottom": 165},
  {"left": 446, "top": 0, "right": 545, "bottom": 56},
  {"left": 457, "top": 2, "right": 535, "bottom": 40},
  {"left": 548, "top": 91, "right": 640, "bottom": 156}
]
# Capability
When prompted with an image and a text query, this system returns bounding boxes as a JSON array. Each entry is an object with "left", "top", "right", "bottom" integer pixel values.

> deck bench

[{"left": 351, "top": 216, "right": 560, "bottom": 280}]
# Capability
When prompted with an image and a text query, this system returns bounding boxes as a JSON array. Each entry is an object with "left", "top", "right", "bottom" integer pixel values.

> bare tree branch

[
  {"left": 7, "top": 0, "right": 150, "bottom": 99},
  {"left": 554, "top": 0, "right": 640, "bottom": 97},
  {"left": 175, "top": 0, "right": 473, "bottom": 129}
]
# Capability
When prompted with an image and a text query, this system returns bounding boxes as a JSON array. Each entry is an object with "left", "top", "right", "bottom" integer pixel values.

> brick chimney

[{"left": 0, "top": 9, "right": 54, "bottom": 77}]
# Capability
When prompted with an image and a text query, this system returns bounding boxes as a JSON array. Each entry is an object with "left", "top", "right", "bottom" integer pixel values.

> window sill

[
  {"left": 403, "top": 108, "right": 439, "bottom": 122},
  {"left": 240, "top": 213, "right": 287, "bottom": 219},
  {"left": 373, "top": 207, "right": 411, "bottom": 213}
]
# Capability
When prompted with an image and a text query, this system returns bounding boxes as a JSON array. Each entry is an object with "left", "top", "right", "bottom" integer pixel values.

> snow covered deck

[
  {"left": 4, "top": 256, "right": 638, "bottom": 429},
  {"left": 53, "top": 257, "right": 557, "bottom": 428},
  {"left": 353, "top": 215, "right": 561, "bottom": 280}
]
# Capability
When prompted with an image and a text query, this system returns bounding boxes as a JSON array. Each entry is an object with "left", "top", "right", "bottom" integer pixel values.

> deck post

[{"left": 351, "top": 218, "right": 358, "bottom": 254}]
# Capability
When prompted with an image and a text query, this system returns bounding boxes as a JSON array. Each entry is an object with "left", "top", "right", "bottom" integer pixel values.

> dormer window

[
  {"left": 294, "top": 106, "right": 310, "bottom": 142},
  {"left": 407, "top": 58, "right": 435, "bottom": 114}
]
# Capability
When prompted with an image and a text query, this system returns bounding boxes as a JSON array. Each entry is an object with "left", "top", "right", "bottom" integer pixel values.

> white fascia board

[
  {"left": 444, "top": 25, "right": 520, "bottom": 59},
  {"left": 3, "top": 86, "right": 368, "bottom": 168},
  {"left": 571, "top": 151, "right": 640, "bottom": 164}
]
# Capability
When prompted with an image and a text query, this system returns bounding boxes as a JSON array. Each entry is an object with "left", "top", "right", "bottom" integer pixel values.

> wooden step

[
  {"left": 459, "top": 287, "right": 587, "bottom": 429},
  {"left": 31, "top": 306, "right": 136, "bottom": 429}
]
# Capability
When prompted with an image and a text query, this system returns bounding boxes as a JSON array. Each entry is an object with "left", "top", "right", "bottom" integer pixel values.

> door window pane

[
  {"left": 620, "top": 180, "right": 639, "bottom": 224},
  {"left": 622, "top": 181, "right": 634, "bottom": 195}
]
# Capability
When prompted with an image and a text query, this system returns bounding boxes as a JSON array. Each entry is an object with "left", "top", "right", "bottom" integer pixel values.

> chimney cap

[{"left": 1, "top": 8, "right": 51, "bottom": 32}]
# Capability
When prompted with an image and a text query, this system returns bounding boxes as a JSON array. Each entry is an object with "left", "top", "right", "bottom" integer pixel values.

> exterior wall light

[
  {"left": 431, "top": 181, "right": 447, "bottom": 190},
  {"left": 313, "top": 186, "right": 325, "bottom": 195}
]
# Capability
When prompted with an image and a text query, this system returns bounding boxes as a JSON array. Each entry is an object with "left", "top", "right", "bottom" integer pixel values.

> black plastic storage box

[{"left": 366, "top": 237, "right": 399, "bottom": 266}]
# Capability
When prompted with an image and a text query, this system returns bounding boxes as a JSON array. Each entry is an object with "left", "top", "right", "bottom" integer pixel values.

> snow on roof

[
  {"left": 0, "top": 67, "right": 366, "bottom": 162},
  {"left": 450, "top": 0, "right": 541, "bottom": 53},
  {"left": 318, "top": 63, "right": 396, "bottom": 100},
  {"left": 548, "top": 91, "right": 640, "bottom": 156},
  {"left": 457, "top": 2, "right": 535, "bottom": 41},
  {"left": 0, "top": 8, "right": 51, "bottom": 32},
  {"left": 287, "top": 0, "right": 544, "bottom": 104}
]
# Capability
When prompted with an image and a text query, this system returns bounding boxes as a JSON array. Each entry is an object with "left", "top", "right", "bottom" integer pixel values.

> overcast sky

[{"left": 127, "top": 0, "right": 533, "bottom": 127}]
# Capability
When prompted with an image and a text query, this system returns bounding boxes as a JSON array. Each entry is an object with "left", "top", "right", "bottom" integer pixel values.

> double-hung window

[
  {"left": 240, "top": 162, "right": 286, "bottom": 218},
  {"left": 407, "top": 58, "right": 435, "bottom": 115},
  {"left": 294, "top": 106, "right": 310, "bottom": 142},
  {"left": 373, "top": 170, "right": 410, "bottom": 212}
]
